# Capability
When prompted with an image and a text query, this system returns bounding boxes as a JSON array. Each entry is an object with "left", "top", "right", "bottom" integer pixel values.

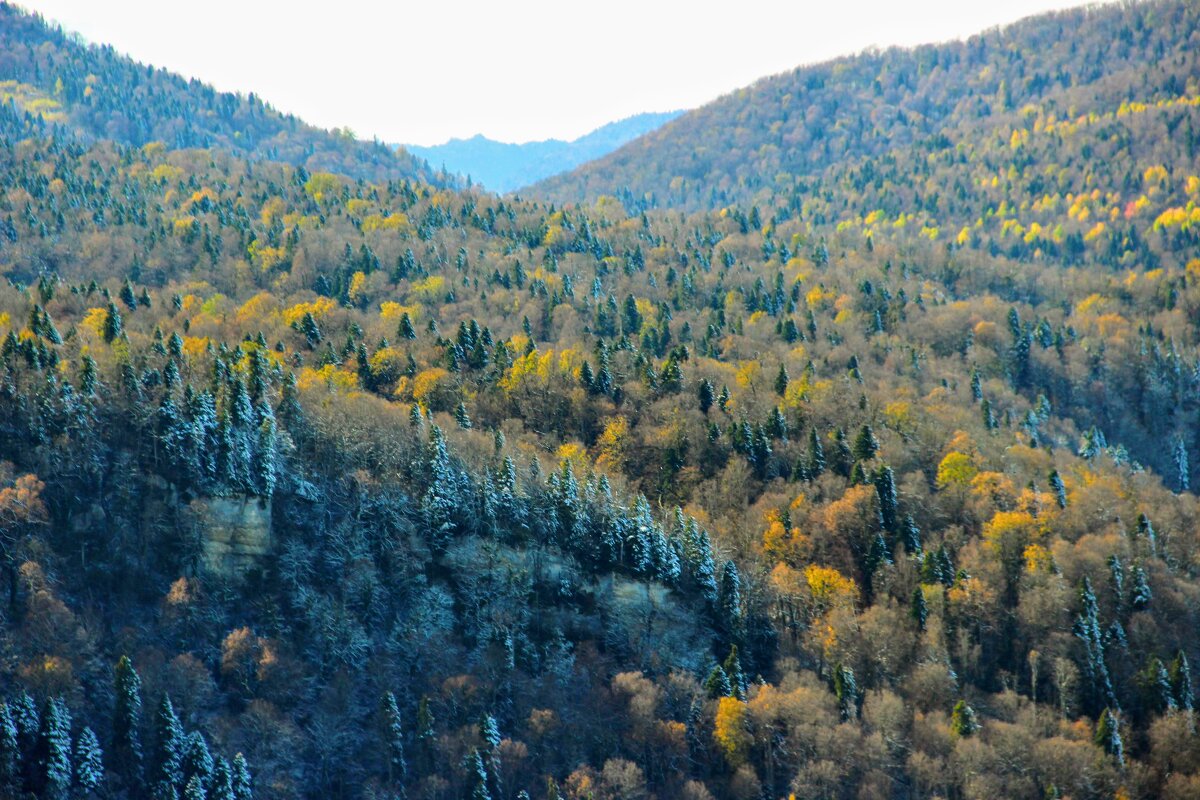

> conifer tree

[
  {"left": 381, "top": 691, "right": 407, "bottom": 789},
  {"left": 181, "top": 731, "right": 213, "bottom": 791},
  {"left": 1095, "top": 708, "right": 1124, "bottom": 765},
  {"left": 910, "top": 587, "right": 928, "bottom": 631},
  {"left": 35, "top": 697, "right": 72, "bottom": 800},
  {"left": 0, "top": 703, "right": 17, "bottom": 795},
  {"left": 704, "top": 665, "right": 732, "bottom": 699},
  {"left": 209, "top": 757, "right": 234, "bottom": 800},
  {"left": 950, "top": 700, "right": 979, "bottom": 737},
  {"left": 231, "top": 753, "right": 252, "bottom": 800},
  {"left": 151, "top": 696, "right": 185, "bottom": 794},
  {"left": 834, "top": 664, "right": 860, "bottom": 721},
  {"left": 73, "top": 727, "right": 104, "bottom": 796},
  {"left": 852, "top": 424, "right": 878, "bottom": 461},
  {"left": 113, "top": 656, "right": 144, "bottom": 786},
  {"left": 103, "top": 301, "right": 123, "bottom": 343}
]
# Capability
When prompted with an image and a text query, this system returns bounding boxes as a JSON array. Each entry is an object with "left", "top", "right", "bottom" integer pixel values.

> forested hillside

[
  {"left": 534, "top": 0, "right": 1200, "bottom": 222},
  {"left": 1, "top": 1, "right": 1200, "bottom": 800},
  {"left": 407, "top": 112, "right": 684, "bottom": 194},
  {"left": 0, "top": 2, "right": 448, "bottom": 185}
]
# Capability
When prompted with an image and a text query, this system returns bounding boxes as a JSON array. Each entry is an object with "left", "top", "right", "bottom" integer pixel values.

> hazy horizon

[{"left": 20, "top": 0, "right": 1093, "bottom": 147}]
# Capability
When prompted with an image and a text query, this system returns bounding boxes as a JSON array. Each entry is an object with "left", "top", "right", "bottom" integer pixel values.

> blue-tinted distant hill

[{"left": 406, "top": 111, "right": 683, "bottom": 194}]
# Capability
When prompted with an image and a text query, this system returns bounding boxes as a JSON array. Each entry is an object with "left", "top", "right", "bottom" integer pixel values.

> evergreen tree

[
  {"left": 181, "top": 732, "right": 213, "bottom": 792},
  {"left": 774, "top": 363, "right": 789, "bottom": 396},
  {"left": 381, "top": 691, "right": 407, "bottom": 789},
  {"left": 1073, "top": 578, "right": 1116, "bottom": 713},
  {"left": 807, "top": 427, "right": 825, "bottom": 478},
  {"left": 455, "top": 401, "right": 472, "bottom": 429},
  {"left": 1171, "top": 650, "right": 1195, "bottom": 712},
  {"left": 103, "top": 301, "right": 123, "bottom": 343},
  {"left": 467, "top": 749, "right": 491, "bottom": 800},
  {"left": 73, "top": 727, "right": 104, "bottom": 796},
  {"left": 113, "top": 655, "right": 144, "bottom": 786},
  {"left": 698, "top": 379, "right": 714, "bottom": 413},
  {"left": 704, "top": 665, "right": 732, "bottom": 699},
  {"left": 874, "top": 465, "right": 898, "bottom": 533},
  {"left": 834, "top": 664, "right": 860, "bottom": 721},
  {"left": 852, "top": 424, "right": 879, "bottom": 461},
  {"left": 900, "top": 515, "right": 921, "bottom": 554},
  {"left": 723, "top": 646, "right": 747, "bottom": 700},
  {"left": 910, "top": 587, "right": 928, "bottom": 631},
  {"left": 151, "top": 696, "right": 185, "bottom": 794},
  {"left": 1094, "top": 708, "right": 1124, "bottom": 765},
  {"left": 950, "top": 700, "right": 979, "bottom": 738},
  {"left": 209, "top": 757, "right": 234, "bottom": 800},
  {"left": 231, "top": 753, "right": 252, "bottom": 800},
  {"left": 1129, "top": 564, "right": 1152, "bottom": 611},
  {"left": 0, "top": 703, "right": 17, "bottom": 794},
  {"left": 184, "top": 774, "right": 206, "bottom": 800},
  {"left": 717, "top": 560, "right": 743, "bottom": 636},
  {"left": 35, "top": 697, "right": 72, "bottom": 800},
  {"left": 1048, "top": 469, "right": 1068, "bottom": 509}
]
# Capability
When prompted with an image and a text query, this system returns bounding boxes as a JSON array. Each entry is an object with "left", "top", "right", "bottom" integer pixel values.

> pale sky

[{"left": 21, "top": 0, "right": 1093, "bottom": 147}]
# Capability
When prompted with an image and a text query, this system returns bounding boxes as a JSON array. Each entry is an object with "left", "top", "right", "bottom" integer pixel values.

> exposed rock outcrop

[{"left": 189, "top": 496, "right": 271, "bottom": 577}]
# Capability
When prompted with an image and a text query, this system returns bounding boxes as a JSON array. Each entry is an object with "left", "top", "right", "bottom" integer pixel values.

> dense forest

[{"left": 1, "top": 1, "right": 1200, "bottom": 799}]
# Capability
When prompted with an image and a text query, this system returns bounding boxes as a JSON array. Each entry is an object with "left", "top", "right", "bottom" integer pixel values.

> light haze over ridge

[{"left": 21, "top": 0, "right": 1092, "bottom": 146}]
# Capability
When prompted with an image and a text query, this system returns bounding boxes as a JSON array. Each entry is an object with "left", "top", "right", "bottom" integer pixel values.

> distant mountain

[
  {"left": 406, "top": 111, "right": 683, "bottom": 193},
  {"left": 534, "top": 0, "right": 1199, "bottom": 212},
  {"left": 0, "top": 2, "right": 450, "bottom": 185}
]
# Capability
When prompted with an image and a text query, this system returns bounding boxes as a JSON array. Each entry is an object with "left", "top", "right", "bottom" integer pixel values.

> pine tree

[
  {"left": 1048, "top": 469, "right": 1068, "bottom": 509},
  {"left": 874, "top": 465, "right": 898, "bottom": 533},
  {"left": 398, "top": 312, "right": 417, "bottom": 340},
  {"left": 151, "top": 696, "right": 185, "bottom": 794},
  {"left": 774, "top": 363, "right": 789, "bottom": 396},
  {"left": 181, "top": 732, "right": 213, "bottom": 791},
  {"left": 1129, "top": 564, "right": 1151, "bottom": 611},
  {"left": 36, "top": 697, "right": 72, "bottom": 800},
  {"left": 723, "top": 646, "right": 747, "bottom": 700},
  {"left": 0, "top": 703, "right": 17, "bottom": 794},
  {"left": 1073, "top": 578, "right": 1116, "bottom": 713},
  {"left": 704, "top": 664, "right": 732, "bottom": 698},
  {"left": 1174, "top": 437, "right": 1190, "bottom": 492},
  {"left": 951, "top": 700, "right": 979, "bottom": 737},
  {"left": 73, "top": 727, "right": 104, "bottom": 796},
  {"left": 231, "top": 753, "right": 252, "bottom": 800},
  {"left": 381, "top": 692, "right": 407, "bottom": 789},
  {"left": 901, "top": 515, "right": 921, "bottom": 555},
  {"left": 1171, "top": 650, "right": 1195, "bottom": 712},
  {"left": 113, "top": 655, "right": 144, "bottom": 786},
  {"left": 103, "top": 301, "right": 123, "bottom": 343},
  {"left": 1094, "top": 708, "right": 1124, "bottom": 765},
  {"left": 717, "top": 560, "right": 743, "bottom": 636},
  {"left": 834, "top": 664, "right": 860, "bottom": 721},
  {"left": 209, "top": 757, "right": 234, "bottom": 800},
  {"left": 807, "top": 427, "right": 825, "bottom": 478},
  {"left": 852, "top": 424, "right": 878, "bottom": 461},
  {"left": 184, "top": 774, "right": 206, "bottom": 800},
  {"left": 910, "top": 587, "right": 928, "bottom": 631},
  {"left": 467, "top": 749, "right": 491, "bottom": 800},
  {"left": 455, "top": 401, "right": 472, "bottom": 429},
  {"left": 698, "top": 379, "right": 714, "bottom": 413}
]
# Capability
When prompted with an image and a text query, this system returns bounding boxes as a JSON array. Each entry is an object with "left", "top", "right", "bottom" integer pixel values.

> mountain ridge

[{"left": 406, "top": 111, "right": 683, "bottom": 193}]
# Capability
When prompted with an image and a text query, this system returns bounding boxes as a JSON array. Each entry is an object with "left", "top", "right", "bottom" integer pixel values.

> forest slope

[
  {"left": 0, "top": 3, "right": 1199, "bottom": 800},
  {"left": 533, "top": 0, "right": 1200, "bottom": 220},
  {"left": 0, "top": 2, "right": 449, "bottom": 185}
]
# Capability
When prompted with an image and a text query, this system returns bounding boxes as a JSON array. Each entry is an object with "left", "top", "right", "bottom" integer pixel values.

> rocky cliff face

[{"left": 190, "top": 496, "right": 271, "bottom": 576}]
